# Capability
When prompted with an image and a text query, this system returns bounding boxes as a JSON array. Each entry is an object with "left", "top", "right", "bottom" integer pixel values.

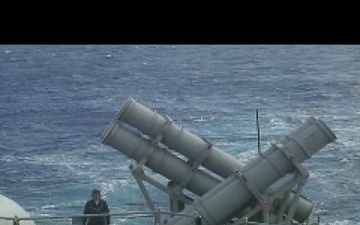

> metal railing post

[
  {"left": 13, "top": 216, "right": 20, "bottom": 225},
  {"left": 193, "top": 211, "right": 201, "bottom": 225},
  {"left": 154, "top": 207, "right": 162, "bottom": 225}
]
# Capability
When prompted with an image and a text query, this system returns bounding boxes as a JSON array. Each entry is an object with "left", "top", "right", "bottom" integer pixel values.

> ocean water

[{"left": 0, "top": 45, "right": 359, "bottom": 225}]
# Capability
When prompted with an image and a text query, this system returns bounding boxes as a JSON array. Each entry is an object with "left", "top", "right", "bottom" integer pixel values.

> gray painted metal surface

[
  {"left": 113, "top": 98, "right": 315, "bottom": 222},
  {"left": 0, "top": 194, "right": 36, "bottom": 225},
  {"left": 116, "top": 97, "right": 243, "bottom": 178},
  {"left": 101, "top": 120, "right": 221, "bottom": 195},
  {"left": 167, "top": 117, "right": 336, "bottom": 225}
]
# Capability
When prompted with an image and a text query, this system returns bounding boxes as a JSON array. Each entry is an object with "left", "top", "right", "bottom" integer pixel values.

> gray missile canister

[
  {"left": 167, "top": 116, "right": 336, "bottom": 225},
  {"left": 114, "top": 97, "right": 325, "bottom": 222},
  {"left": 101, "top": 120, "right": 220, "bottom": 196}
]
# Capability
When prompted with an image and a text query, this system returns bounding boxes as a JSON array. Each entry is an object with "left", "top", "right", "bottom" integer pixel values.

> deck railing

[
  {"left": 0, "top": 209, "right": 325, "bottom": 225},
  {"left": 0, "top": 208, "right": 200, "bottom": 225}
]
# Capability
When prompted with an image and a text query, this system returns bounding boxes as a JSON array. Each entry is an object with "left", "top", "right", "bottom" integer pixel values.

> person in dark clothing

[{"left": 83, "top": 189, "right": 110, "bottom": 225}]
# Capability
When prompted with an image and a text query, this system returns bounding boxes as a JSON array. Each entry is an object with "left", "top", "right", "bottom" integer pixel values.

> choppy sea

[{"left": 0, "top": 45, "right": 359, "bottom": 225}]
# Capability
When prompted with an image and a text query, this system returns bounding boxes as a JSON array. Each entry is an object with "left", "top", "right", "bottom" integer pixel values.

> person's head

[{"left": 91, "top": 189, "right": 101, "bottom": 202}]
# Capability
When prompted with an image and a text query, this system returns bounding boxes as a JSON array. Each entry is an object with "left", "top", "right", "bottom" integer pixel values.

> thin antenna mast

[{"left": 256, "top": 109, "right": 263, "bottom": 157}]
